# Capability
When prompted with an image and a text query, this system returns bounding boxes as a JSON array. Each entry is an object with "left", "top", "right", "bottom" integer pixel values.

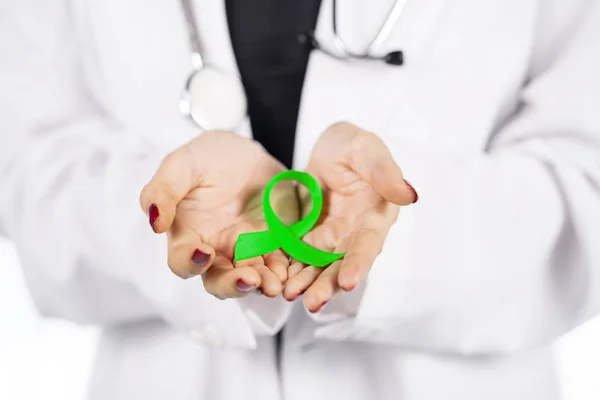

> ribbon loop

[{"left": 234, "top": 170, "right": 345, "bottom": 267}]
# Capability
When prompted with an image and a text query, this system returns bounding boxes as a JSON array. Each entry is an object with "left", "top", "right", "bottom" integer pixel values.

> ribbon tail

[
  {"left": 233, "top": 230, "right": 280, "bottom": 262},
  {"left": 234, "top": 221, "right": 308, "bottom": 262}
]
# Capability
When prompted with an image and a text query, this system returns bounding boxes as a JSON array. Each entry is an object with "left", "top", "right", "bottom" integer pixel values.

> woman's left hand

[{"left": 283, "top": 122, "right": 418, "bottom": 312}]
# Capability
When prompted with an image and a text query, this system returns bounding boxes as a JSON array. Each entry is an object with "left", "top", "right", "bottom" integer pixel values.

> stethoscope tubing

[
  {"left": 330, "top": 0, "right": 408, "bottom": 59},
  {"left": 180, "top": 0, "right": 204, "bottom": 69},
  {"left": 177, "top": 0, "right": 407, "bottom": 130}
]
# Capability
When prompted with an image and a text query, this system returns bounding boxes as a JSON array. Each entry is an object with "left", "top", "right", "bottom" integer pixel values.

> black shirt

[
  {"left": 225, "top": 0, "right": 322, "bottom": 168},
  {"left": 225, "top": 0, "right": 322, "bottom": 376}
]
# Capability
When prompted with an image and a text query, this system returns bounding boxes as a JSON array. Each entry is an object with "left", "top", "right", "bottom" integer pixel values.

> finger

[
  {"left": 337, "top": 223, "right": 387, "bottom": 291},
  {"left": 283, "top": 265, "right": 322, "bottom": 301},
  {"left": 235, "top": 255, "right": 283, "bottom": 297},
  {"left": 167, "top": 229, "right": 216, "bottom": 279},
  {"left": 254, "top": 264, "right": 284, "bottom": 297},
  {"left": 283, "top": 227, "right": 338, "bottom": 300},
  {"left": 349, "top": 128, "right": 417, "bottom": 205},
  {"left": 287, "top": 260, "right": 305, "bottom": 279},
  {"left": 303, "top": 260, "right": 343, "bottom": 313},
  {"left": 263, "top": 250, "right": 289, "bottom": 283},
  {"left": 300, "top": 224, "right": 341, "bottom": 256},
  {"left": 140, "top": 146, "right": 199, "bottom": 233},
  {"left": 203, "top": 255, "right": 261, "bottom": 299}
]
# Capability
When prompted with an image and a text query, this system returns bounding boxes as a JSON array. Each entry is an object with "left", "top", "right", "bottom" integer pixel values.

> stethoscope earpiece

[
  {"left": 299, "top": 30, "right": 405, "bottom": 67},
  {"left": 179, "top": 0, "right": 408, "bottom": 131},
  {"left": 300, "top": 0, "right": 408, "bottom": 67}
]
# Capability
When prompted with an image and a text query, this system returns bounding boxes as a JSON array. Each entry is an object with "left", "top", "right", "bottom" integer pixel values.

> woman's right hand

[{"left": 139, "top": 131, "right": 298, "bottom": 299}]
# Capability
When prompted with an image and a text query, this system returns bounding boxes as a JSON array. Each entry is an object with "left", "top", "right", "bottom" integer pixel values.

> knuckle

[
  {"left": 161, "top": 150, "right": 180, "bottom": 168},
  {"left": 350, "top": 129, "right": 381, "bottom": 152},
  {"left": 156, "top": 181, "right": 179, "bottom": 206},
  {"left": 327, "top": 121, "right": 357, "bottom": 135}
]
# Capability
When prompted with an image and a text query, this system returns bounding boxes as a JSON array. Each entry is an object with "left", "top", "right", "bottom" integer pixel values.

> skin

[
  {"left": 282, "top": 122, "right": 417, "bottom": 312},
  {"left": 139, "top": 122, "right": 417, "bottom": 305},
  {"left": 139, "top": 130, "right": 299, "bottom": 299}
]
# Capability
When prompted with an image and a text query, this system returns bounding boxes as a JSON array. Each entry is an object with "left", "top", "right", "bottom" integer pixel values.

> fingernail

[
  {"left": 191, "top": 249, "right": 210, "bottom": 266},
  {"left": 403, "top": 179, "right": 419, "bottom": 204},
  {"left": 314, "top": 300, "right": 328, "bottom": 313},
  {"left": 236, "top": 279, "right": 256, "bottom": 293},
  {"left": 149, "top": 204, "right": 159, "bottom": 231},
  {"left": 287, "top": 289, "right": 305, "bottom": 302}
]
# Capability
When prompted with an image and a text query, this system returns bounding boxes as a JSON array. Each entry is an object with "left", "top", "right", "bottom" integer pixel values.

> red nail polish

[
  {"left": 403, "top": 179, "right": 419, "bottom": 203},
  {"left": 149, "top": 204, "right": 159, "bottom": 230},
  {"left": 236, "top": 279, "right": 256, "bottom": 293},
  {"left": 314, "top": 300, "right": 328, "bottom": 313},
  {"left": 287, "top": 290, "right": 304, "bottom": 302},
  {"left": 191, "top": 249, "right": 210, "bottom": 266}
]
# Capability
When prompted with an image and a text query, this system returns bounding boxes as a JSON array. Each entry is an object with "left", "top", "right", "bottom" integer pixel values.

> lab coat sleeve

[
  {"left": 0, "top": 2, "right": 285, "bottom": 349},
  {"left": 311, "top": 1, "right": 600, "bottom": 355}
]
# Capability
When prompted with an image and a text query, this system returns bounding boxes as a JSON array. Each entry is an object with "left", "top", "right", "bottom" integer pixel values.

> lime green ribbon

[{"left": 234, "top": 170, "right": 344, "bottom": 267}]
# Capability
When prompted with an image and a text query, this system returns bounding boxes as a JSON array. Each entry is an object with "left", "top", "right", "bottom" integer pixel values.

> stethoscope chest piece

[
  {"left": 178, "top": 0, "right": 407, "bottom": 132},
  {"left": 180, "top": 65, "right": 247, "bottom": 131},
  {"left": 179, "top": 0, "right": 246, "bottom": 131}
]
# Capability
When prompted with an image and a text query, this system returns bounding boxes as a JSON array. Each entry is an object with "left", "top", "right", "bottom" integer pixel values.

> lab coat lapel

[
  {"left": 293, "top": 0, "right": 448, "bottom": 169},
  {"left": 289, "top": 0, "right": 448, "bottom": 348},
  {"left": 97, "top": 0, "right": 252, "bottom": 151}
]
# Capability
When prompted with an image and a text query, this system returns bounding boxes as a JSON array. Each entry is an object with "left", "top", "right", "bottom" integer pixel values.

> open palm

[
  {"left": 141, "top": 131, "right": 298, "bottom": 299},
  {"left": 283, "top": 123, "right": 418, "bottom": 312}
]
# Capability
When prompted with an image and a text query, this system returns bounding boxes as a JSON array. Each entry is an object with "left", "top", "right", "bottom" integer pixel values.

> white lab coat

[{"left": 1, "top": 0, "right": 600, "bottom": 399}]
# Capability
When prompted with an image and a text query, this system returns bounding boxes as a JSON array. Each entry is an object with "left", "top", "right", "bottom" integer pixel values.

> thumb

[
  {"left": 350, "top": 131, "right": 418, "bottom": 205},
  {"left": 140, "top": 146, "right": 200, "bottom": 233}
]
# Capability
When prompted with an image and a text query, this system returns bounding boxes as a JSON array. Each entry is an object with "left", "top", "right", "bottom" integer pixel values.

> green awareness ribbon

[{"left": 234, "top": 170, "right": 345, "bottom": 267}]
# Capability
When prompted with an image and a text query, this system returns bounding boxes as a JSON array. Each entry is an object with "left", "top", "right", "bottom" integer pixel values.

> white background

[{"left": 1, "top": 237, "right": 599, "bottom": 399}]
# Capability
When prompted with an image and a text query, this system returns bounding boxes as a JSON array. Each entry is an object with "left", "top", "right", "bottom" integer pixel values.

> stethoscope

[
  {"left": 179, "top": 0, "right": 408, "bottom": 131},
  {"left": 301, "top": 0, "right": 408, "bottom": 66}
]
